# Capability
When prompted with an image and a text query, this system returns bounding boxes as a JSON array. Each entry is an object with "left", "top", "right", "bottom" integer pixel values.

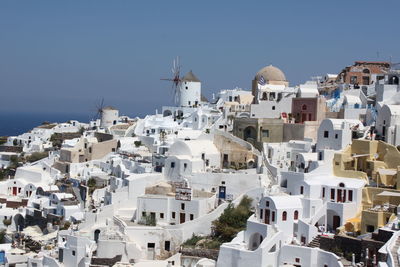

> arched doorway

[
  {"left": 14, "top": 214, "right": 25, "bottom": 232},
  {"left": 243, "top": 126, "right": 257, "bottom": 143},
  {"left": 248, "top": 232, "right": 263, "bottom": 251},
  {"left": 94, "top": 229, "right": 101, "bottom": 243},
  {"left": 389, "top": 76, "right": 399, "bottom": 85},
  {"left": 163, "top": 110, "right": 172, "bottom": 117}
]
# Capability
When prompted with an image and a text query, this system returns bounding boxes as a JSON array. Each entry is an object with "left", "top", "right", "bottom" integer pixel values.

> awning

[{"left": 376, "top": 191, "right": 400, "bottom": 197}]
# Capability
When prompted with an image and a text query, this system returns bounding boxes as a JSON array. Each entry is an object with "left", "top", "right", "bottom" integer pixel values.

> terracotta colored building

[
  {"left": 337, "top": 61, "right": 390, "bottom": 85},
  {"left": 291, "top": 97, "right": 326, "bottom": 124}
]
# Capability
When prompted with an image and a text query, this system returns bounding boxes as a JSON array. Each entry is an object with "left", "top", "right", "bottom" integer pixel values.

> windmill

[
  {"left": 161, "top": 57, "right": 182, "bottom": 105},
  {"left": 94, "top": 98, "right": 105, "bottom": 120}
]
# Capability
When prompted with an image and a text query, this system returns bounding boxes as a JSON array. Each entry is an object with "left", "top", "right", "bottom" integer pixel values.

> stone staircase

[
  {"left": 390, "top": 236, "right": 400, "bottom": 266},
  {"left": 307, "top": 235, "right": 321, "bottom": 248}
]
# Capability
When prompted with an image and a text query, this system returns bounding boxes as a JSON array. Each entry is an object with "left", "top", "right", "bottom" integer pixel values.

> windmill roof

[
  {"left": 103, "top": 106, "right": 117, "bottom": 110},
  {"left": 182, "top": 71, "right": 201, "bottom": 82}
]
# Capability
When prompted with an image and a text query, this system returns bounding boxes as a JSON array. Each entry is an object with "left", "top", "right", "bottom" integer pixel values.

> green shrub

[
  {"left": 134, "top": 141, "right": 142, "bottom": 147},
  {"left": 211, "top": 195, "right": 253, "bottom": 242},
  {"left": 183, "top": 234, "right": 204, "bottom": 247},
  {"left": 26, "top": 152, "right": 48, "bottom": 163}
]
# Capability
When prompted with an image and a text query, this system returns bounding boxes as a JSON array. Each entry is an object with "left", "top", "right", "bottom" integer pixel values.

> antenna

[{"left": 161, "top": 56, "right": 182, "bottom": 105}]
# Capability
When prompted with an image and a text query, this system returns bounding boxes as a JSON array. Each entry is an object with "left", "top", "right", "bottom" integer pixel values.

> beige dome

[{"left": 255, "top": 65, "right": 287, "bottom": 83}]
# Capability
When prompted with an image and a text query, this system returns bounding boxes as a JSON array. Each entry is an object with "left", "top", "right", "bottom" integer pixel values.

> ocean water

[{"left": 0, "top": 112, "right": 91, "bottom": 136}]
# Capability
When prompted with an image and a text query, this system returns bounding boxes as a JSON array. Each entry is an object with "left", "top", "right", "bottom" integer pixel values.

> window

[
  {"left": 300, "top": 186, "right": 304, "bottom": 194},
  {"left": 160, "top": 213, "right": 164, "bottom": 219},
  {"left": 294, "top": 210, "right": 299, "bottom": 220},
  {"left": 272, "top": 106, "right": 275, "bottom": 110},
  {"left": 262, "top": 129, "right": 270, "bottom": 138},
  {"left": 287, "top": 152, "right": 290, "bottom": 159},
  {"left": 282, "top": 211, "right": 287, "bottom": 221},
  {"left": 350, "top": 76, "right": 357, "bottom": 84},
  {"left": 181, "top": 203, "right": 185, "bottom": 210},
  {"left": 72, "top": 250, "right": 76, "bottom": 256},
  {"left": 295, "top": 258, "right": 300, "bottom": 263},
  {"left": 322, "top": 187, "right": 325, "bottom": 198},
  {"left": 165, "top": 241, "right": 171, "bottom": 251},
  {"left": 363, "top": 68, "right": 370, "bottom": 74},
  {"left": 142, "top": 211, "right": 146, "bottom": 217},
  {"left": 170, "top": 162, "right": 175, "bottom": 168},
  {"left": 185, "top": 86, "right": 188, "bottom": 89},
  {"left": 339, "top": 183, "right": 345, "bottom": 187},
  {"left": 89, "top": 147, "right": 92, "bottom": 153},
  {"left": 172, "top": 212, "right": 176, "bottom": 219},
  {"left": 147, "top": 243, "right": 155, "bottom": 248},
  {"left": 272, "top": 211, "right": 275, "bottom": 222},
  {"left": 266, "top": 201, "right": 269, "bottom": 207},
  {"left": 201, "top": 153, "right": 205, "bottom": 160},
  {"left": 190, "top": 214, "right": 194, "bottom": 220},
  {"left": 331, "top": 188, "right": 335, "bottom": 200},
  {"left": 302, "top": 104, "right": 307, "bottom": 111},
  {"left": 335, "top": 134, "right": 338, "bottom": 139},
  {"left": 184, "top": 163, "right": 187, "bottom": 170},
  {"left": 366, "top": 225, "right": 375, "bottom": 233},
  {"left": 188, "top": 101, "right": 191, "bottom": 106},
  {"left": 324, "top": 131, "right": 329, "bottom": 138},
  {"left": 260, "top": 209, "right": 263, "bottom": 219},
  {"left": 348, "top": 190, "right": 353, "bottom": 201}
]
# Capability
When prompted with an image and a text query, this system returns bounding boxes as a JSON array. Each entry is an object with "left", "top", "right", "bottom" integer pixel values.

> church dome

[{"left": 255, "top": 65, "right": 287, "bottom": 83}]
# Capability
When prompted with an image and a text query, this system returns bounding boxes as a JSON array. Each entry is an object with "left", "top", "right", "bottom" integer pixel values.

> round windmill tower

[
  {"left": 100, "top": 106, "right": 119, "bottom": 128},
  {"left": 94, "top": 99, "right": 119, "bottom": 128},
  {"left": 179, "top": 70, "right": 201, "bottom": 107},
  {"left": 161, "top": 57, "right": 201, "bottom": 107}
]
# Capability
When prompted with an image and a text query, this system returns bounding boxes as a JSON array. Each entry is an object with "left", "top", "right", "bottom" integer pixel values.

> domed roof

[{"left": 255, "top": 65, "right": 286, "bottom": 83}]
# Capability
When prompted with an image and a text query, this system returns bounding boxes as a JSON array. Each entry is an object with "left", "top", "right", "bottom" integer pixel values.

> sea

[{"left": 0, "top": 111, "right": 92, "bottom": 136}]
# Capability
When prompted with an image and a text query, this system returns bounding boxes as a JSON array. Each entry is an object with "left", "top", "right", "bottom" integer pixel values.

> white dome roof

[{"left": 255, "top": 65, "right": 287, "bottom": 82}]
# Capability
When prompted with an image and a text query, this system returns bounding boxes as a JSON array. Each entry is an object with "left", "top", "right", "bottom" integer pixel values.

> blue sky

[{"left": 1, "top": 0, "right": 399, "bottom": 118}]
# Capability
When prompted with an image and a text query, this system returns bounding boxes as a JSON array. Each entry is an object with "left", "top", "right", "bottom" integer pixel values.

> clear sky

[{"left": 1, "top": 0, "right": 399, "bottom": 118}]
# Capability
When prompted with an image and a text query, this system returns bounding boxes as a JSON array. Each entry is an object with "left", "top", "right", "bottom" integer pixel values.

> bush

[
  {"left": 3, "top": 218, "right": 11, "bottom": 227},
  {"left": 61, "top": 221, "right": 71, "bottom": 230},
  {"left": 0, "top": 230, "right": 5, "bottom": 243},
  {"left": 211, "top": 195, "right": 253, "bottom": 242},
  {"left": 26, "top": 152, "right": 48, "bottom": 163},
  {"left": 134, "top": 141, "right": 142, "bottom": 147},
  {"left": 138, "top": 213, "right": 156, "bottom": 226},
  {"left": 183, "top": 234, "right": 204, "bottom": 247},
  {"left": 87, "top": 178, "right": 96, "bottom": 188}
]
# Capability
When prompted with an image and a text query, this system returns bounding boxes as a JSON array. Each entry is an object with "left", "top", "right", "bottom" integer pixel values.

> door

[
  {"left": 337, "top": 189, "right": 342, "bottom": 203},
  {"left": 12, "top": 187, "right": 17, "bottom": 195},
  {"left": 180, "top": 213, "right": 185, "bottom": 224},
  {"left": 333, "top": 215, "right": 341, "bottom": 230},
  {"left": 301, "top": 113, "right": 307, "bottom": 123},
  {"left": 264, "top": 209, "right": 270, "bottom": 224}
]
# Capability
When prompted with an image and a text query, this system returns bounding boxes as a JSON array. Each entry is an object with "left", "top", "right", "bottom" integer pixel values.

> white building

[
  {"left": 375, "top": 104, "right": 400, "bottom": 146},
  {"left": 316, "top": 119, "right": 364, "bottom": 152}
]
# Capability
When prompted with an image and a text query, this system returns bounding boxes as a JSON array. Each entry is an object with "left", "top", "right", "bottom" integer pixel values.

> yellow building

[{"left": 334, "top": 139, "right": 400, "bottom": 233}]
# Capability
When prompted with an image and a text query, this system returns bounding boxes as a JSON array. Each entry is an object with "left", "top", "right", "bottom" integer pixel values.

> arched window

[
  {"left": 302, "top": 104, "right": 307, "bottom": 111},
  {"left": 282, "top": 211, "right": 287, "bottom": 221},
  {"left": 339, "top": 183, "right": 345, "bottom": 188},
  {"left": 363, "top": 68, "right": 370, "bottom": 74},
  {"left": 294, "top": 210, "right": 299, "bottom": 220},
  {"left": 261, "top": 92, "right": 268, "bottom": 100}
]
